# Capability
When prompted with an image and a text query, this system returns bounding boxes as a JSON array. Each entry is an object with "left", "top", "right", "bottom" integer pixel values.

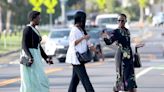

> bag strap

[
  {"left": 28, "top": 25, "right": 41, "bottom": 36},
  {"left": 21, "top": 25, "right": 34, "bottom": 58},
  {"left": 135, "top": 47, "right": 138, "bottom": 53}
]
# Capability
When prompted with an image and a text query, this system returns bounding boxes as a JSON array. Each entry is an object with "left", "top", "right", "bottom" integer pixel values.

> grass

[{"left": 0, "top": 30, "right": 49, "bottom": 54}]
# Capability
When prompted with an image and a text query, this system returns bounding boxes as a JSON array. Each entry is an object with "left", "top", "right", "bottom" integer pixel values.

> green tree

[
  {"left": 67, "top": 0, "right": 81, "bottom": 7},
  {"left": 0, "top": 0, "right": 7, "bottom": 38},
  {"left": 86, "top": 0, "right": 99, "bottom": 13},
  {"left": 106, "top": 0, "right": 120, "bottom": 13},
  {"left": 12, "top": 0, "right": 61, "bottom": 25},
  {"left": 137, "top": 0, "right": 148, "bottom": 23},
  {"left": 67, "top": 0, "right": 86, "bottom": 11},
  {"left": 96, "top": 0, "right": 106, "bottom": 12}
]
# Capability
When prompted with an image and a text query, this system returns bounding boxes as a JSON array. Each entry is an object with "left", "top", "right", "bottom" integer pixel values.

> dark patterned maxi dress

[{"left": 104, "top": 28, "right": 137, "bottom": 91}]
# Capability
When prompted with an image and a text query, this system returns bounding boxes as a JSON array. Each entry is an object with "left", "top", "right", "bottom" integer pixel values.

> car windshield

[
  {"left": 98, "top": 17, "right": 118, "bottom": 25},
  {"left": 88, "top": 31, "right": 100, "bottom": 39},
  {"left": 50, "top": 30, "right": 70, "bottom": 38}
]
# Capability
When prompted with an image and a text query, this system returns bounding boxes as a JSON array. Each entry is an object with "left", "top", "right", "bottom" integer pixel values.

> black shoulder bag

[
  {"left": 76, "top": 46, "right": 93, "bottom": 64},
  {"left": 133, "top": 47, "right": 141, "bottom": 68}
]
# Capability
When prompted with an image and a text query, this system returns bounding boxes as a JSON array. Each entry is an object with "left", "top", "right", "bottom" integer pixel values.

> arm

[
  {"left": 22, "top": 27, "right": 33, "bottom": 59},
  {"left": 75, "top": 35, "right": 89, "bottom": 46},
  {"left": 103, "top": 31, "right": 117, "bottom": 45},
  {"left": 40, "top": 45, "right": 49, "bottom": 61},
  {"left": 40, "top": 45, "right": 53, "bottom": 64},
  {"left": 69, "top": 28, "right": 89, "bottom": 46},
  {"left": 75, "top": 36, "right": 85, "bottom": 46},
  {"left": 104, "top": 38, "right": 115, "bottom": 45}
]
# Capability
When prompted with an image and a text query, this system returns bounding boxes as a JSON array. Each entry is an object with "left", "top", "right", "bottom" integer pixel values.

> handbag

[
  {"left": 133, "top": 47, "right": 141, "bottom": 68},
  {"left": 76, "top": 46, "right": 92, "bottom": 64},
  {"left": 20, "top": 56, "right": 31, "bottom": 67}
]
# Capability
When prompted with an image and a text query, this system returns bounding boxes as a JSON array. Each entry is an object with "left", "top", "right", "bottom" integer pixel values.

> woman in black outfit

[{"left": 102, "top": 13, "right": 137, "bottom": 92}]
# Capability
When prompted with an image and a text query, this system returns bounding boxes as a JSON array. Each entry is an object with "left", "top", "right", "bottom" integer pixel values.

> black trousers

[{"left": 68, "top": 64, "right": 95, "bottom": 92}]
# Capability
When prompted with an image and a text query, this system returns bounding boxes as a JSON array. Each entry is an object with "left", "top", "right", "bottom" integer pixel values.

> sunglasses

[{"left": 117, "top": 19, "right": 126, "bottom": 23}]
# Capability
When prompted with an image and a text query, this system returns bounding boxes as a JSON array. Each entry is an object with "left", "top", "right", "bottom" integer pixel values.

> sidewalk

[
  {"left": 0, "top": 51, "right": 20, "bottom": 64},
  {"left": 0, "top": 49, "right": 20, "bottom": 57}
]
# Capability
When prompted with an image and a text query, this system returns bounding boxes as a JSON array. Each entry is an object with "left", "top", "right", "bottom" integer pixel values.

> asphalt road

[
  {"left": 0, "top": 58, "right": 164, "bottom": 92},
  {"left": 0, "top": 27, "right": 164, "bottom": 92}
]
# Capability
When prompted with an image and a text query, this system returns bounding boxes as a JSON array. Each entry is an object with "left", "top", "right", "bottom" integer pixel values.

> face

[
  {"left": 117, "top": 15, "right": 126, "bottom": 28},
  {"left": 34, "top": 15, "right": 41, "bottom": 25}
]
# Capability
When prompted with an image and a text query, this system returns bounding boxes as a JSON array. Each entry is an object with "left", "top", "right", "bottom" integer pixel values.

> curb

[{"left": 0, "top": 49, "right": 20, "bottom": 57}]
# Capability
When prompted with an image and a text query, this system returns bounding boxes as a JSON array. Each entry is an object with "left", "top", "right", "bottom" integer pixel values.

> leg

[
  {"left": 74, "top": 64, "right": 95, "bottom": 92},
  {"left": 129, "top": 88, "right": 136, "bottom": 92},
  {"left": 68, "top": 66, "right": 80, "bottom": 92}
]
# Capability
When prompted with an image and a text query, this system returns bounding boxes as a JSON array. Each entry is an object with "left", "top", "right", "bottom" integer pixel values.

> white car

[
  {"left": 95, "top": 14, "right": 129, "bottom": 29},
  {"left": 45, "top": 28, "right": 70, "bottom": 62}
]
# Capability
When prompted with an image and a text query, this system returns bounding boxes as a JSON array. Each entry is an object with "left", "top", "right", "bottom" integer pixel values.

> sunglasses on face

[{"left": 117, "top": 19, "right": 126, "bottom": 23}]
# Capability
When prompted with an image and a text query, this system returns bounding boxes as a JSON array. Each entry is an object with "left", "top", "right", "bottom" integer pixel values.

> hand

[
  {"left": 28, "top": 58, "right": 33, "bottom": 66},
  {"left": 101, "top": 31, "right": 109, "bottom": 39},
  {"left": 83, "top": 35, "right": 90, "bottom": 40},
  {"left": 46, "top": 57, "right": 54, "bottom": 65},
  {"left": 135, "top": 43, "right": 144, "bottom": 48},
  {"left": 90, "top": 45, "right": 97, "bottom": 52}
]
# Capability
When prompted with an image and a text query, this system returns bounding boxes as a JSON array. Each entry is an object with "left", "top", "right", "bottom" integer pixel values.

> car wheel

[{"left": 58, "top": 58, "right": 66, "bottom": 63}]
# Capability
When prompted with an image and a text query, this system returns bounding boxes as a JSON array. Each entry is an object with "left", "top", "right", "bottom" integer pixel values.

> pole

[
  {"left": 0, "top": 6, "right": 2, "bottom": 39},
  {"left": 49, "top": 14, "right": 52, "bottom": 29},
  {"left": 61, "top": 0, "right": 66, "bottom": 25}
]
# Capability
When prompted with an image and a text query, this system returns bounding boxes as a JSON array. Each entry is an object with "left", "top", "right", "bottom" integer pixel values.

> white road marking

[{"left": 136, "top": 67, "right": 154, "bottom": 79}]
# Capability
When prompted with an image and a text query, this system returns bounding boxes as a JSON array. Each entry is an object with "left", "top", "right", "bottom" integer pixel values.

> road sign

[
  {"left": 47, "top": 8, "right": 55, "bottom": 14},
  {"left": 44, "top": 0, "right": 58, "bottom": 14},
  {"left": 28, "top": 0, "right": 44, "bottom": 12},
  {"left": 96, "top": 0, "right": 106, "bottom": 10}
]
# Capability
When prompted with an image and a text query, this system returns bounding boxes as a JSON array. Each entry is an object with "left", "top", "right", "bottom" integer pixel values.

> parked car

[
  {"left": 45, "top": 28, "right": 70, "bottom": 63},
  {"left": 87, "top": 30, "right": 102, "bottom": 61},
  {"left": 86, "top": 26, "right": 117, "bottom": 58}
]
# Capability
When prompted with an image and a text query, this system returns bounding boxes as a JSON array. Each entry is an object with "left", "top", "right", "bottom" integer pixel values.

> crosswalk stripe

[{"left": 0, "top": 68, "right": 63, "bottom": 87}]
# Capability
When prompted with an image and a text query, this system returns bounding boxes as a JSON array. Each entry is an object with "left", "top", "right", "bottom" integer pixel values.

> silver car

[{"left": 45, "top": 28, "right": 70, "bottom": 63}]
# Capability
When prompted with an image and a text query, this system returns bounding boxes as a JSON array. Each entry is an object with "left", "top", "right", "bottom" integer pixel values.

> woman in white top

[{"left": 66, "top": 11, "right": 95, "bottom": 92}]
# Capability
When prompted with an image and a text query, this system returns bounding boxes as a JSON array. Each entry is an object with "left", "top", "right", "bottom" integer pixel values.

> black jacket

[{"left": 22, "top": 26, "right": 48, "bottom": 60}]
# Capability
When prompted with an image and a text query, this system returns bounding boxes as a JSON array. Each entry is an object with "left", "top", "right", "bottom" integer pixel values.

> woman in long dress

[
  {"left": 20, "top": 11, "right": 53, "bottom": 92},
  {"left": 102, "top": 13, "right": 137, "bottom": 92}
]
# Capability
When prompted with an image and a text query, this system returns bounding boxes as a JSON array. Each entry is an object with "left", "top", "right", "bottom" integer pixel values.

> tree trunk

[
  {"left": 81, "top": 0, "right": 86, "bottom": 12},
  {"left": 139, "top": 6, "right": 144, "bottom": 23},
  {"left": 5, "top": 10, "right": 12, "bottom": 36},
  {"left": 0, "top": 6, "right": 2, "bottom": 39}
]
